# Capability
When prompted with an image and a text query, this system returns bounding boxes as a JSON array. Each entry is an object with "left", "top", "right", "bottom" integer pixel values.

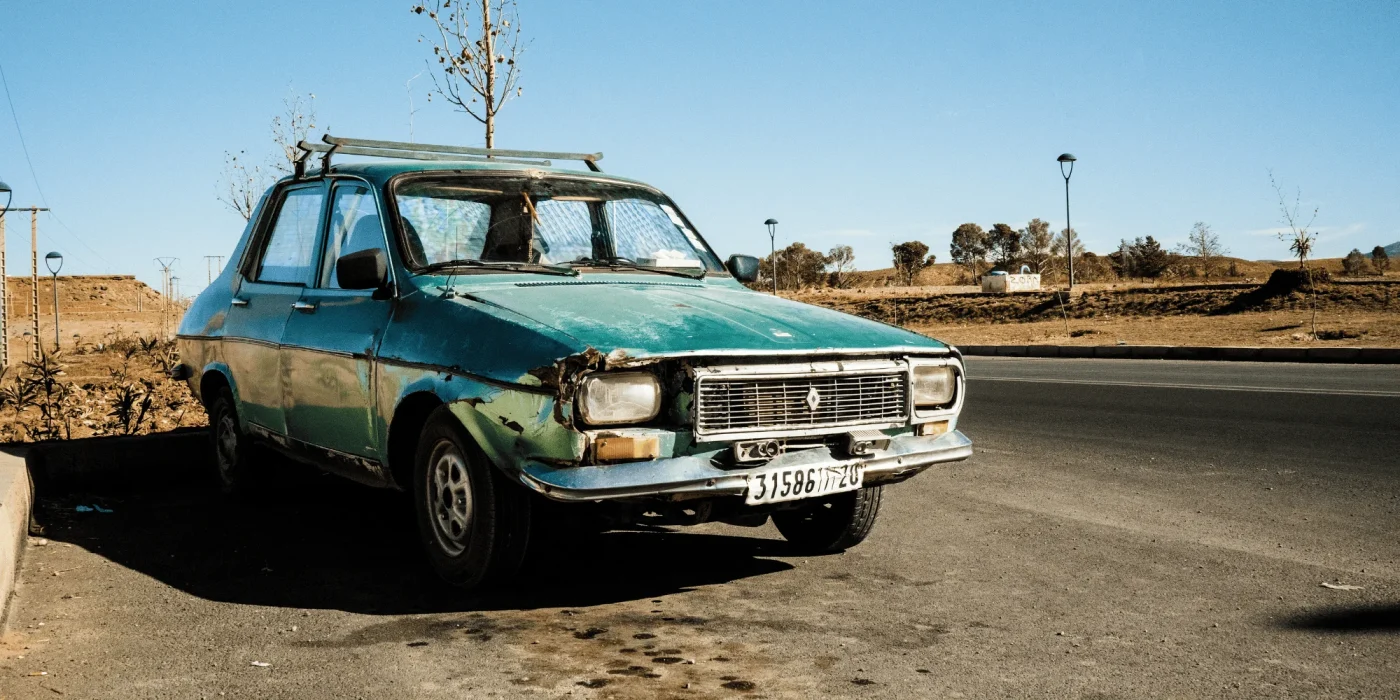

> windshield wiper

[
  {"left": 421, "top": 259, "right": 579, "bottom": 277},
  {"left": 569, "top": 256, "right": 706, "bottom": 279}
]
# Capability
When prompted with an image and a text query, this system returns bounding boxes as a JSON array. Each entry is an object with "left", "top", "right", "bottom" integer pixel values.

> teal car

[{"left": 177, "top": 136, "right": 971, "bottom": 590}]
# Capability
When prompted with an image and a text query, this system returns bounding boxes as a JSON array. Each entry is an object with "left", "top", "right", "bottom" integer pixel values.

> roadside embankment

[{"left": 957, "top": 344, "right": 1400, "bottom": 363}]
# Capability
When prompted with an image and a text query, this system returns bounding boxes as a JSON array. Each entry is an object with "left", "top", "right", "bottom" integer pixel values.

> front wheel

[
  {"left": 412, "top": 407, "right": 531, "bottom": 590},
  {"left": 772, "top": 486, "right": 883, "bottom": 554}
]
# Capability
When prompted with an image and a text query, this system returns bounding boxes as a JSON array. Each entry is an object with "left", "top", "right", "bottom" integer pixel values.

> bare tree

[
  {"left": 216, "top": 151, "right": 265, "bottom": 221},
  {"left": 827, "top": 245, "right": 855, "bottom": 288},
  {"left": 1019, "top": 218, "right": 1053, "bottom": 273},
  {"left": 216, "top": 91, "right": 318, "bottom": 221},
  {"left": 1269, "top": 170, "right": 1320, "bottom": 337},
  {"left": 413, "top": 0, "right": 525, "bottom": 148},
  {"left": 271, "top": 91, "right": 318, "bottom": 174},
  {"left": 1176, "top": 221, "right": 1228, "bottom": 278}
]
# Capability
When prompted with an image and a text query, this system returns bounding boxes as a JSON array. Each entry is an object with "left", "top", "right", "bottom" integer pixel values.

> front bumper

[{"left": 516, "top": 430, "right": 973, "bottom": 502}]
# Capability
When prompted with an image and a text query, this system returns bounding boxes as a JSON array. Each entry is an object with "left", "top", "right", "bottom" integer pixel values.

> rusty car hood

[{"left": 453, "top": 277, "right": 946, "bottom": 359}]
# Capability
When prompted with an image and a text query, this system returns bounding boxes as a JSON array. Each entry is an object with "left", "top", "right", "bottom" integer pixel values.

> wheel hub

[
  {"left": 427, "top": 440, "right": 473, "bottom": 556},
  {"left": 215, "top": 413, "right": 238, "bottom": 479}
]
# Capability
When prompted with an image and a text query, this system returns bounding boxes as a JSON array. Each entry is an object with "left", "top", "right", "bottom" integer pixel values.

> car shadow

[
  {"left": 1281, "top": 604, "right": 1400, "bottom": 634},
  {"left": 24, "top": 431, "right": 794, "bottom": 615}
]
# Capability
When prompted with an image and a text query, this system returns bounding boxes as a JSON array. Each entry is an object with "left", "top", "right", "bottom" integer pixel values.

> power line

[{"left": 0, "top": 61, "right": 108, "bottom": 270}]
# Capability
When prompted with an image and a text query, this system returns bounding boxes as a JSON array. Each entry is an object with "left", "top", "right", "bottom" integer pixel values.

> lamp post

[
  {"left": 45, "top": 251, "right": 63, "bottom": 351},
  {"left": 1057, "top": 153, "right": 1077, "bottom": 292},
  {"left": 0, "top": 177, "right": 12, "bottom": 218},
  {"left": 764, "top": 218, "right": 779, "bottom": 295}
]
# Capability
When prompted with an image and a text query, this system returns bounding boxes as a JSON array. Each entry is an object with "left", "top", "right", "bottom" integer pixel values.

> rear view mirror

[
  {"left": 336, "top": 248, "right": 389, "bottom": 290},
  {"left": 726, "top": 254, "right": 760, "bottom": 283}
]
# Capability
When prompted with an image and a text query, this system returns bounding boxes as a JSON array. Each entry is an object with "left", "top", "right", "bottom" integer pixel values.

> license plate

[{"left": 745, "top": 464, "right": 863, "bottom": 506}]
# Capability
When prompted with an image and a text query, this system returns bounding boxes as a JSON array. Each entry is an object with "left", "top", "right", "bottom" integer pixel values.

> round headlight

[
  {"left": 912, "top": 365, "right": 956, "bottom": 407},
  {"left": 577, "top": 372, "right": 661, "bottom": 425}
]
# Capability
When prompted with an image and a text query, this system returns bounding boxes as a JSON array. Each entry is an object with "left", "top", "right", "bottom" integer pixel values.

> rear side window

[
  {"left": 322, "top": 184, "right": 387, "bottom": 288},
  {"left": 257, "top": 187, "right": 325, "bottom": 284}
]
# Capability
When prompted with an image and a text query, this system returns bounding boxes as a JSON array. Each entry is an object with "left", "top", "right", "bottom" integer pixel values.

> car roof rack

[{"left": 294, "top": 135, "right": 603, "bottom": 178}]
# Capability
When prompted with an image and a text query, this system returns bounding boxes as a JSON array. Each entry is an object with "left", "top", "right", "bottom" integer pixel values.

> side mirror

[
  {"left": 336, "top": 248, "right": 389, "bottom": 290},
  {"left": 726, "top": 254, "right": 760, "bottom": 283}
]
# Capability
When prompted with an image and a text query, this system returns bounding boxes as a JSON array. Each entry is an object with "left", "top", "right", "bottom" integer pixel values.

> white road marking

[{"left": 970, "top": 376, "right": 1400, "bottom": 397}]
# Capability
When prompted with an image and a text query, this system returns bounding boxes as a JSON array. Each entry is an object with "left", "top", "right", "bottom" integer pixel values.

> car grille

[{"left": 695, "top": 371, "right": 909, "bottom": 435}]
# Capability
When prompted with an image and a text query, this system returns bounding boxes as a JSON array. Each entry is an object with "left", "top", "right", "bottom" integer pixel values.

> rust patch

[
  {"left": 527, "top": 346, "right": 606, "bottom": 392},
  {"left": 527, "top": 346, "right": 607, "bottom": 427}
]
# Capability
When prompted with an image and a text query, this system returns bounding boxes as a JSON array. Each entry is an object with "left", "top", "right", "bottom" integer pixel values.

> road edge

[
  {"left": 0, "top": 449, "right": 32, "bottom": 629},
  {"left": 957, "top": 345, "right": 1400, "bottom": 363}
]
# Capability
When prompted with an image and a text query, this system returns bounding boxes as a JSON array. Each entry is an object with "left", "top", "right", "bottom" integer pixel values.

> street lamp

[
  {"left": 0, "top": 177, "right": 12, "bottom": 218},
  {"left": 764, "top": 218, "right": 779, "bottom": 295},
  {"left": 1057, "top": 153, "right": 1077, "bottom": 292},
  {"left": 45, "top": 251, "right": 63, "bottom": 351}
]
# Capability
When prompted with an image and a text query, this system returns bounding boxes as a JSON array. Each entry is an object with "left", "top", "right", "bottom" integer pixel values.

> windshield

[{"left": 394, "top": 177, "right": 724, "bottom": 274}]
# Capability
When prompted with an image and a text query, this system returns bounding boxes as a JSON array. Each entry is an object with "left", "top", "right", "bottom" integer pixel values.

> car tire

[
  {"left": 413, "top": 406, "right": 532, "bottom": 590},
  {"left": 208, "top": 386, "right": 257, "bottom": 496},
  {"left": 772, "top": 485, "right": 883, "bottom": 554}
]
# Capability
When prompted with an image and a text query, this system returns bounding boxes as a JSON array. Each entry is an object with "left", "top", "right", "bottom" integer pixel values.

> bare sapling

[
  {"left": 217, "top": 91, "right": 319, "bottom": 220},
  {"left": 1269, "top": 170, "right": 1320, "bottom": 339},
  {"left": 413, "top": 0, "right": 525, "bottom": 148},
  {"left": 1177, "top": 222, "right": 1228, "bottom": 279}
]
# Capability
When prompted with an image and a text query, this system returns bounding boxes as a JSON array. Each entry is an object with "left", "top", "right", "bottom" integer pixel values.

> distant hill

[{"left": 1385, "top": 242, "right": 1400, "bottom": 256}]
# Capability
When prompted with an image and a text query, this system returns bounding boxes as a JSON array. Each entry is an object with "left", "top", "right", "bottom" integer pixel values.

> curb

[
  {"left": 957, "top": 345, "right": 1400, "bottom": 363},
  {"left": 0, "top": 448, "right": 32, "bottom": 628}
]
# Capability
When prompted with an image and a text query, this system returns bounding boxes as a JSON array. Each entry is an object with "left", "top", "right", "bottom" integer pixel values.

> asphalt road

[{"left": 3, "top": 358, "right": 1398, "bottom": 698}]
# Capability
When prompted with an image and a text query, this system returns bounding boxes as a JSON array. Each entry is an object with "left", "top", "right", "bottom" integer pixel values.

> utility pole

[
  {"left": 154, "top": 257, "right": 177, "bottom": 339},
  {"left": 0, "top": 212, "right": 6, "bottom": 369},
  {"left": 204, "top": 255, "right": 224, "bottom": 285},
  {"left": 9, "top": 207, "right": 52, "bottom": 360}
]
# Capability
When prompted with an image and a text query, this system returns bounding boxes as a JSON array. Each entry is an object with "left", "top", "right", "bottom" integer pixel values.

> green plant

[
  {"left": 109, "top": 380, "right": 155, "bottom": 435},
  {"left": 24, "top": 349, "right": 74, "bottom": 440}
]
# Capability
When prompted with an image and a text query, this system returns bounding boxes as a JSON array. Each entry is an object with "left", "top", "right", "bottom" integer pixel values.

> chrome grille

[{"left": 696, "top": 371, "right": 908, "bottom": 435}]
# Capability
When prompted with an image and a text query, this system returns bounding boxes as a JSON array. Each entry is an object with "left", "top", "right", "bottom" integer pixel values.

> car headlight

[
  {"left": 577, "top": 372, "right": 661, "bottom": 425},
  {"left": 912, "top": 365, "right": 956, "bottom": 408}
]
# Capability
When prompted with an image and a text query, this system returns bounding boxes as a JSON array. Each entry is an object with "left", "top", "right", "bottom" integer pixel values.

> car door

[
  {"left": 279, "top": 179, "right": 396, "bottom": 459},
  {"left": 222, "top": 182, "right": 328, "bottom": 435}
]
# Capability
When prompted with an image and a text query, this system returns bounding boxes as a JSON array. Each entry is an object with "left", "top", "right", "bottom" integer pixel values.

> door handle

[
  {"left": 231, "top": 297, "right": 249, "bottom": 307},
  {"left": 291, "top": 301, "right": 317, "bottom": 312}
]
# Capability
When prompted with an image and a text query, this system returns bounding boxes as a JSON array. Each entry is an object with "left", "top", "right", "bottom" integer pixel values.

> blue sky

[{"left": 1, "top": 0, "right": 1396, "bottom": 293}]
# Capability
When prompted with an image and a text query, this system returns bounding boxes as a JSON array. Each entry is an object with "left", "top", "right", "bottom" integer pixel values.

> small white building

[{"left": 981, "top": 271, "right": 1041, "bottom": 293}]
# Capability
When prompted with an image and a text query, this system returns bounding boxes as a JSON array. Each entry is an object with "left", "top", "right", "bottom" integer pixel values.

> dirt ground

[
  {"left": 793, "top": 279, "right": 1400, "bottom": 348},
  {"left": 0, "top": 275, "right": 199, "bottom": 443}
]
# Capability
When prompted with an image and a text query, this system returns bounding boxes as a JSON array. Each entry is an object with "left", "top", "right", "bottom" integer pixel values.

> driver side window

[{"left": 322, "top": 184, "right": 388, "bottom": 288}]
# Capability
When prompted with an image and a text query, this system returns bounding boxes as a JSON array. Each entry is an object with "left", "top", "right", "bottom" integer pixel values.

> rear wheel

[
  {"left": 413, "top": 407, "right": 531, "bottom": 589},
  {"left": 772, "top": 486, "right": 883, "bottom": 554},
  {"left": 208, "top": 386, "right": 255, "bottom": 496}
]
